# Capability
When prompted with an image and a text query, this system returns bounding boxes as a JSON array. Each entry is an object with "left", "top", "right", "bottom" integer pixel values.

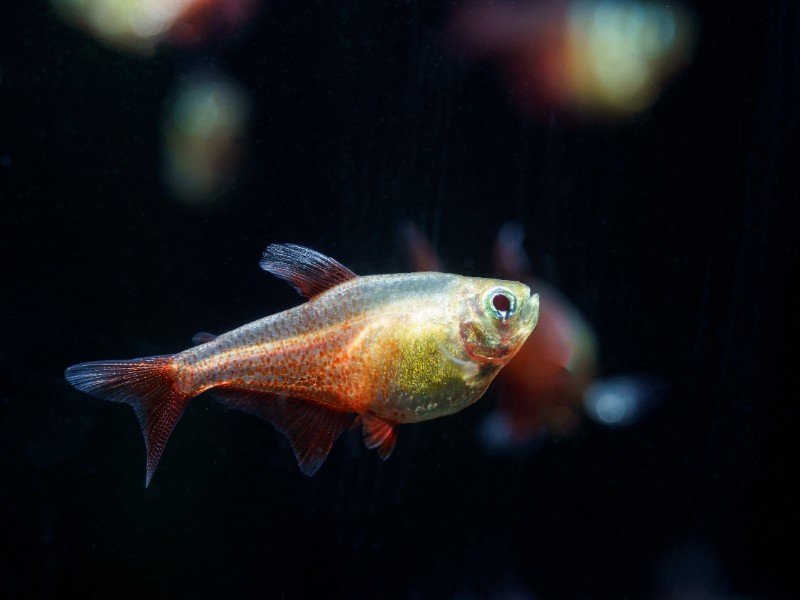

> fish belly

[{"left": 357, "top": 320, "right": 492, "bottom": 424}]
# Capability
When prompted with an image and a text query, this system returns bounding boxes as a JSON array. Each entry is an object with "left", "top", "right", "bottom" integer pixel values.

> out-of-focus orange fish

[
  {"left": 446, "top": 0, "right": 696, "bottom": 121},
  {"left": 403, "top": 223, "right": 662, "bottom": 448},
  {"left": 66, "top": 243, "right": 539, "bottom": 485},
  {"left": 489, "top": 223, "right": 598, "bottom": 441},
  {"left": 166, "top": 0, "right": 258, "bottom": 48}
]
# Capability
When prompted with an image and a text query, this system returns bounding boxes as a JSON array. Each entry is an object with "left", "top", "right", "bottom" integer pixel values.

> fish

[
  {"left": 52, "top": 0, "right": 259, "bottom": 56},
  {"left": 446, "top": 0, "right": 696, "bottom": 121},
  {"left": 487, "top": 223, "right": 599, "bottom": 443},
  {"left": 402, "top": 222, "right": 663, "bottom": 449},
  {"left": 163, "top": 71, "right": 251, "bottom": 205},
  {"left": 65, "top": 243, "right": 540, "bottom": 485}
]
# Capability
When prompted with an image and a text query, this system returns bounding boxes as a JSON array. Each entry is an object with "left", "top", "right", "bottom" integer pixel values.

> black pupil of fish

[{"left": 492, "top": 293, "right": 511, "bottom": 314}]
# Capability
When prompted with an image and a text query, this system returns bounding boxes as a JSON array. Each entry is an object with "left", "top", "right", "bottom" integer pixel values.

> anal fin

[
  {"left": 361, "top": 415, "right": 397, "bottom": 460},
  {"left": 212, "top": 388, "right": 354, "bottom": 476}
]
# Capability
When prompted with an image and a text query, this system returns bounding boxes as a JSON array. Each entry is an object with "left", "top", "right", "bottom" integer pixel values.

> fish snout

[{"left": 523, "top": 292, "right": 540, "bottom": 332}]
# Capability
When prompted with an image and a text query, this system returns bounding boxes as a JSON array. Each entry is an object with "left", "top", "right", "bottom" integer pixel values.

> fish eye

[{"left": 484, "top": 287, "right": 517, "bottom": 321}]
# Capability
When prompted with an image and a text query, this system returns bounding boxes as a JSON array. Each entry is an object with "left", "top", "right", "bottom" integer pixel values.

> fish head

[{"left": 458, "top": 278, "right": 540, "bottom": 366}]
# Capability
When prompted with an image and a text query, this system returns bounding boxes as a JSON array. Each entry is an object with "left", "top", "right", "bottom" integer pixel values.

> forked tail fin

[{"left": 65, "top": 355, "right": 193, "bottom": 487}]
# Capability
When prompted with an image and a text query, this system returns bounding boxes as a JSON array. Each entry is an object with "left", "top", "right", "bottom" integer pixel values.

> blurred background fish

[
  {"left": 51, "top": 0, "right": 259, "bottom": 55},
  {"left": 447, "top": 0, "right": 696, "bottom": 121},
  {"left": 161, "top": 70, "right": 251, "bottom": 205},
  {"left": 166, "top": 0, "right": 259, "bottom": 48},
  {"left": 403, "top": 222, "right": 665, "bottom": 450}
]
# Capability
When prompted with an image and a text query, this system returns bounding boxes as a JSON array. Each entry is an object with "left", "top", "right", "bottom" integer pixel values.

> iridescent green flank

[
  {"left": 384, "top": 322, "right": 496, "bottom": 422},
  {"left": 394, "top": 331, "right": 465, "bottom": 398}
]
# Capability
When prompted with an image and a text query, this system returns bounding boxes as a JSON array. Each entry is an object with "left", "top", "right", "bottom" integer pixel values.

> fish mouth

[
  {"left": 521, "top": 292, "right": 540, "bottom": 332},
  {"left": 507, "top": 292, "right": 539, "bottom": 349}
]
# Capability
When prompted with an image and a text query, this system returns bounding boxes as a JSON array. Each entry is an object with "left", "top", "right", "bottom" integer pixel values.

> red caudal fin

[
  {"left": 212, "top": 389, "right": 355, "bottom": 476},
  {"left": 64, "top": 356, "right": 193, "bottom": 487},
  {"left": 361, "top": 415, "right": 397, "bottom": 460},
  {"left": 259, "top": 243, "right": 357, "bottom": 299}
]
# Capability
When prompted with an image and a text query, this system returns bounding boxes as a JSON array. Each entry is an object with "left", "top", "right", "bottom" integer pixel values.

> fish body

[
  {"left": 181, "top": 272, "right": 531, "bottom": 422},
  {"left": 65, "top": 244, "right": 539, "bottom": 484}
]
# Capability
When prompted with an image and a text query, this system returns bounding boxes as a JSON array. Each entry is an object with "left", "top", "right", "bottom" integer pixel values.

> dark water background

[{"left": 1, "top": 1, "right": 797, "bottom": 598}]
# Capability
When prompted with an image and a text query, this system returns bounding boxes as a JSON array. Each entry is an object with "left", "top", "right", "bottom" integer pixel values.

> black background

[{"left": 1, "top": 1, "right": 797, "bottom": 598}]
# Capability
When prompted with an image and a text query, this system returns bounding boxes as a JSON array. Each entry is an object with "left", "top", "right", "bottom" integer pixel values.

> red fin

[
  {"left": 212, "top": 389, "right": 354, "bottom": 476},
  {"left": 361, "top": 415, "right": 397, "bottom": 460},
  {"left": 65, "top": 356, "right": 192, "bottom": 487},
  {"left": 259, "top": 243, "right": 357, "bottom": 299},
  {"left": 192, "top": 331, "right": 218, "bottom": 345},
  {"left": 493, "top": 221, "right": 532, "bottom": 280},
  {"left": 401, "top": 222, "right": 444, "bottom": 272}
]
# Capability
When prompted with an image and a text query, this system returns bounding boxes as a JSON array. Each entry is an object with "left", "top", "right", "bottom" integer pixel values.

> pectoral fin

[{"left": 212, "top": 388, "right": 354, "bottom": 476}]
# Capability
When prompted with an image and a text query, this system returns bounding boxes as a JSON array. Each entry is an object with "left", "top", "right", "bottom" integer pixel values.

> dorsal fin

[
  {"left": 260, "top": 243, "right": 357, "bottom": 299},
  {"left": 361, "top": 415, "right": 397, "bottom": 460},
  {"left": 211, "top": 388, "right": 354, "bottom": 476},
  {"left": 192, "top": 331, "right": 218, "bottom": 345}
]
